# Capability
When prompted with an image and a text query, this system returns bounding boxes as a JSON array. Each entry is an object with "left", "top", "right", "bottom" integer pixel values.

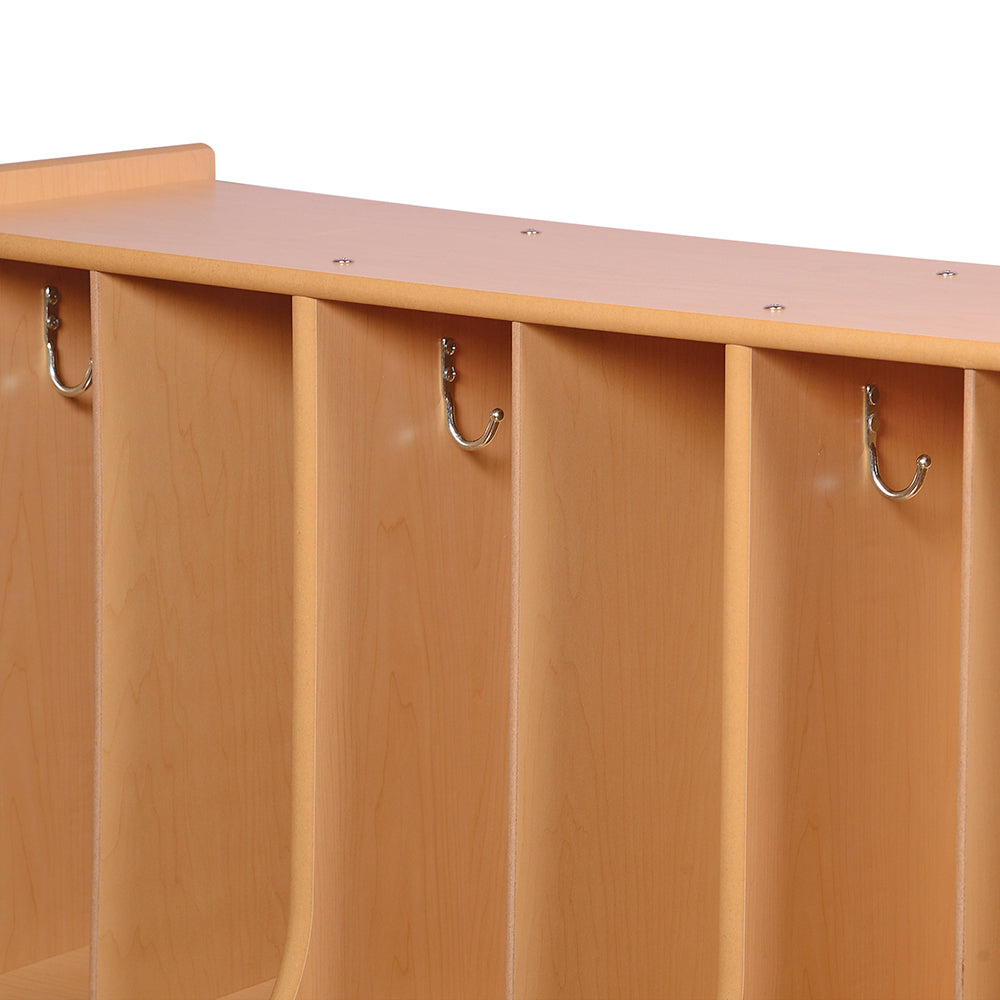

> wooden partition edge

[
  {"left": 270, "top": 297, "right": 319, "bottom": 1000},
  {"left": 0, "top": 144, "right": 215, "bottom": 206},
  {"left": 89, "top": 269, "right": 104, "bottom": 1000},
  {"left": 719, "top": 345, "right": 752, "bottom": 1000},
  {"left": 956, "top": 369, "right": 974, "bottom": 1000},
  {"left": 506, "top": 323, "right": 523, "bottom": 1000}
]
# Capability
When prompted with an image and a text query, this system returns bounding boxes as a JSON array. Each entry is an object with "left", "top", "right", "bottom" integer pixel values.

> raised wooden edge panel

[
  {"left": 295, "top": 303, "right": 511, "bottom": 998},
  {"left": 0, "top": 262, "right": 93, "bottom": 978},
  {"left": 958, "top": 369, "right": 1000, "bottom": 999},
  {"left": 743, "top": 350, "right": 963, "bottom": 999},
  {"left": 511, "top": 324, "right": 725, "bottom": 999},
  {"left": 92, "top": 274, "right": 292, "bottom": 1000},
  {"left": 0, "top": 145, "right": 215, "bottom": 207}
]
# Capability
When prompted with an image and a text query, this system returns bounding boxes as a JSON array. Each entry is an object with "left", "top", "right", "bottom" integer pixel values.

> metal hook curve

[
  {"left": 864, "top": 384, "right": 931, "bottom": 501},
  {"left": 440, "top": 338, "right": 503, "bottom": 450},
  {"left": 44, "top": 286, "right": 93, "bottom": 397}
]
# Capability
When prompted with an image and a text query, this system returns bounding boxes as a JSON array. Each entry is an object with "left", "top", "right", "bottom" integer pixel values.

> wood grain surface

[
  {"left": 1, "top": 149, "right": 1000, "bottom": 369},
  {"left": 743, "top": 350, "right": 963, "bottom": 999},
  {"left": 92, "top": 274, "right": 292, "bottom": 1000},
  {"left": 511, "top": 324, "right": 725, "bottom": 999},
  {"left": 0, "top": 144, "right": 214, "bottom": 206},
  {"left": 292, "top": 304, "right": 512, "bottom": 998},
  {"left": 958, "top": 369, "right": 1000, "bottom": 1000},
  {"left": 0, "top": 262, "right": 93, "bottom": 976},
  {"left": 0, "top": 946, "right": 89, "bottom": 1000}
]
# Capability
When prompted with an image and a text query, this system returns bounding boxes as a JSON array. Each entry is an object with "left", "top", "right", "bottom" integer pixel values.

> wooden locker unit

[{"left": 2, "top": 144, "right": 1000, "bottom": 999}]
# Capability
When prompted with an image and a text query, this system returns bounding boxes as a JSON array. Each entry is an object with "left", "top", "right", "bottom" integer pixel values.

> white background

[{"left": 3, "top": 0, "right": 998, "bottom": 264}]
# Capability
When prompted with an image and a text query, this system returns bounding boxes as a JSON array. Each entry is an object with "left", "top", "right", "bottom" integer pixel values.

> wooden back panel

[
  {"left": 743, "top": 350, "right": 963, "bottom": 998},
  {"left": 511, "top": 325, "right": 725, "bottom": 999},
  {"left": 0, "top": 262, "right": 93, "bottom": 974},
  {"left": 293, "top": 303, "right": 512, "bottom": 998}
]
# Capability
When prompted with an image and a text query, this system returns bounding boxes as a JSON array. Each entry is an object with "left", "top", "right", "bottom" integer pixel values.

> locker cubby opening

[
  {"left": 1, "top": 261, "right": 93, "bottom": 1000},
  {"left": 92, "top": 275, "right": 294, "bottom": 1000},
  {"left": 290, "top": 302, "right": 513, "bottom": 998},
  {"left": 511, "top": 325, "right": 726, "bottom": 999},
  {"left": 740, "top": 349, "right": 964, "bottom": 999}
]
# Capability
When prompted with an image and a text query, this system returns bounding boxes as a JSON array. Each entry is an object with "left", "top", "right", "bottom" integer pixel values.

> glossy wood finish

[
  {"left": 0, "top": 262, "right": 93, "bottom": 978},
  {"left": 292, "top": 304, "right": 511, "bottom": 999},
  {"left": 0, "top": 144, "right": 214, "bottom": 206},
  {"left": 959, "top": 370, "right": 1000, "bottom": 1000},
  {"left": 511, "top": 325, "right": 725, "bottom": 999},
  {"left": 92, "top": 275, "right": 293, "bottom": 1000},
  {"left": 743, "top": 351, "right": 963, "bottom": 999}
]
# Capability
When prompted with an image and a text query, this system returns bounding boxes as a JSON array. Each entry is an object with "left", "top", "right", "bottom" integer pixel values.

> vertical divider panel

[
  {"left": 743, "top": 350, "right": 963, "bottom": 999},
  {"left": 959, "top": 369, "right": 1000, "bottom": 1000},
  {"left": 719, "top": 344, "right": 752, "bottom": 1000},
  {"left": 0, "top": 262, "right": 93, "bottom": 981},
  {"left": 511, "top": 324, "right": 725, "bottom": 999},
  {"left": 93, "top": 274, "right": 293, "bottom": 1000},
  {"left": 270, "top": 297, "right": 320, "bottom": 1000},
  {"left": 296, "top": 303, "right": 511, "bottom": 999}
]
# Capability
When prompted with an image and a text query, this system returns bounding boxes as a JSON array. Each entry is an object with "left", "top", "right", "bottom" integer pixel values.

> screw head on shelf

[
  {"left": 332, "top": 258, "right": 354, "bottom": 265},
  {"left": 936, "top": 269, "right": 957, "bottom": 278},
  {"left": 764, "top": 303, "right": 786, "bottom": 312},
  {"left": 520, "top": 228, "right": 541, "bottom": 236}
]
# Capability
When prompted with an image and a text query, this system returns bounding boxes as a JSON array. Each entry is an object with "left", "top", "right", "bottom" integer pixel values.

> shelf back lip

[
  {"left": 4, "top": 228, "right": 1000, "bottom": 371},
  {"left": 0, "top": 143, "right": 215, "bottom": 207}
]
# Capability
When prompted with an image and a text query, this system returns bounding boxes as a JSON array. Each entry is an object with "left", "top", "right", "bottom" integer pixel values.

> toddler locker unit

[{"left": 1, "top": 144, "right": 998, "bottom": 1000}]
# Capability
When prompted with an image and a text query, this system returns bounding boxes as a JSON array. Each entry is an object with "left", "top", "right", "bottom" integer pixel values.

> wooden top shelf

[{"left": 1, "top": 144, "right": 998, "bottom": 367}]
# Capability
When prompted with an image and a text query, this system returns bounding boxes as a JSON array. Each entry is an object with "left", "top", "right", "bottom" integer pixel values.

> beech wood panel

[
  {"left": 0, "top": 262, "right": 93, "bottom": 976},
  {"left": 743, "top": 351, "right": 963, "bottom": 999},
  {"left": 959, "top": 369, "right": 1000, "bottom": 1000},
  {"left": 93, "top": 275, "right": 292, "bottom": 1000},
  {"left": 511, "top": 324, "right": 725, "bottom": 999},
  {"left": 293, "top": 304, "right": 511, "bottom": 999},
  {"left": 0, "top": 946, "right": 89, "bottom": 1000},
  {"left": 0, "top": 144, "right": 214, "bottom": 206},
  {"left": 216, "top": 979, "right": 276, "bottom": 1000}
]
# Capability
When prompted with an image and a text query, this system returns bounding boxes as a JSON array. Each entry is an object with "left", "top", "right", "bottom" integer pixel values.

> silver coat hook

[
  {"left": 864, "top": 384, "right": 930, "bottom": 501},
  {"left": 44, "top": 286, "right": 93, "bottom": 397},
  {"left": 440, "top": 338, "right": 503, "bottom": 450}
]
